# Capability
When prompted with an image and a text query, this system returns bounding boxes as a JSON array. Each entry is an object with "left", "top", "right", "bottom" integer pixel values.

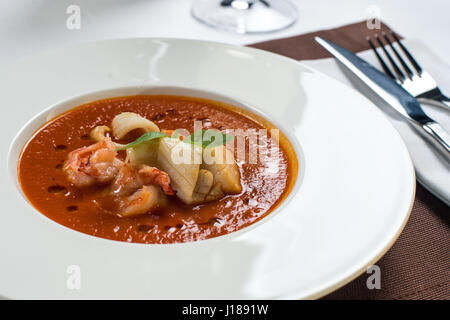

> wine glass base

[{"left": 191, "top": 0, "right": 298, "bottom": 34}]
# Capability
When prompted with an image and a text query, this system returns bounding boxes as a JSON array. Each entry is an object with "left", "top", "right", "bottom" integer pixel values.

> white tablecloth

[{"left": 1, "top": 0, "right": 449, "bottom": 64}]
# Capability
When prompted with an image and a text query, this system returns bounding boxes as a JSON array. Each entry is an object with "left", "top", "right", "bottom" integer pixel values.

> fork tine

[
  {"left": 382, "top": 32, "right": 413, "bottom": 80},
  {"left": 375, "top": 34, "right": 406, "bottom": 82},
  {"left": 367, "top": 37, "right": 396, "bottom": 80},
  {"left": 390, "top": 31, "right": 423, "bottom": 74}
]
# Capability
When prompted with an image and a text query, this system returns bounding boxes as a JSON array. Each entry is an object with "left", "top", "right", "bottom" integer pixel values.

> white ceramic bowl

[
  {"left": 9, "top": 85, "right": 306, "bottom": 244},
  {"left": 0, "top": 38, "right": 415, "bottom": 299}
]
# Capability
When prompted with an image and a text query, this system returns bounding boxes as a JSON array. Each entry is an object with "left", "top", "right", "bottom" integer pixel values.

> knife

[{"left": 315, "top": 36, "right": 450, "bottom": 162}]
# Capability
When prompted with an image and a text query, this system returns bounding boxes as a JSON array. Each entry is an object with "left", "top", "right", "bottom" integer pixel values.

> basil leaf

[
  {"left": 115, "top": 129, "right": 234, "bottom": 151},
  {"left": 184, "top": 129, "right": 235, "bottom": 149},
  {"left": 115, "top": 131, "right": 167, "bottom": 151}
]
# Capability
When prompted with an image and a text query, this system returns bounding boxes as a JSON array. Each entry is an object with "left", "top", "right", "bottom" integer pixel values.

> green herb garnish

[
  {"left": 116, "top": 129, "right": 234, "bottom": 151},
  {"left": 115, "top": 131, "right": 167, "bottom": 151},
  {"left": 184, "top": 129, "right": 235, "bottom": 149}
]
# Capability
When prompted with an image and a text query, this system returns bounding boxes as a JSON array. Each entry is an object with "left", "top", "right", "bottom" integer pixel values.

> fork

[{"left": 367, "top": 31, "right": 450, "bottom": 111}]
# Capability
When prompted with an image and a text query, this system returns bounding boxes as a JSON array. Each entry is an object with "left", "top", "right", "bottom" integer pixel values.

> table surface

[
  {"left": 1, "top": 0, "right": 449, "bottom": 301},
  {"left": 1, "top": 0, "right": 449, "bottom": 65}
]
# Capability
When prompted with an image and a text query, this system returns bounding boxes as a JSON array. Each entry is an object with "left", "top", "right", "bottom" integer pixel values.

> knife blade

[{"left": 315, "top": 36, "right": 450, "bottom": 161}]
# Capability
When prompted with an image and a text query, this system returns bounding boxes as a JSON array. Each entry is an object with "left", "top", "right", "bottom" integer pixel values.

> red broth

[{"left": 18, "top": 95, "right": 298, "bottom": 244}]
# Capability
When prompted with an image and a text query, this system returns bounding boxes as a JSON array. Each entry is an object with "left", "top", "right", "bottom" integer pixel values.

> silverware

[
  {"left": 368, "top": 31, "right": 450, "bottom": 111},
  {"left": 315, "top": 36, "right": 450, "bottom": 162}
]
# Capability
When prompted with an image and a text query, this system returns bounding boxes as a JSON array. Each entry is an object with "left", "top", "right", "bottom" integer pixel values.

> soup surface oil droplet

[
  {"left": 48, "top": 185, "right": 67, "bottom": 194},
  {"left": 55, "top": 145, "right": 67, "bottom": 151}
]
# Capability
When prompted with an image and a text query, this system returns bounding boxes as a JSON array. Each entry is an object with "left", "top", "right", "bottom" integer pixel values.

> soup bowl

[
  {"left": 10, "top": 85, "right": 305, "bottom": 243},
  {"left": 0, "top": 38, "right": 414, "bottom": 299}
]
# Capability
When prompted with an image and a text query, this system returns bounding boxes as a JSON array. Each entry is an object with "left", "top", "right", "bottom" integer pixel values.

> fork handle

[
  {"left": 418, "top": 95, "right": 450, "bottom": 111},
  {"left": 421, "top": 121, "right": 450, "bottom": 161},
  {"left": 434, "top": 94, "right": 450, "bottom": 109}
]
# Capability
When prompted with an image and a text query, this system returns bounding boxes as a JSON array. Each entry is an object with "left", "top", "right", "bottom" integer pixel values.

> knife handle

[{"left": 422, "top": 121, "right": 450, "bottom": 161}]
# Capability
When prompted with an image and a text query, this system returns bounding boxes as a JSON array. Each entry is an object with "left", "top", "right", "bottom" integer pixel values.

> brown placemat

[{"left": 250, "top": 21, "right": 450, "bottom": 300}]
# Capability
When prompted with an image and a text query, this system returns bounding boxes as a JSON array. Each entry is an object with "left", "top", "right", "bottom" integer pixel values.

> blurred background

[{"left": 1, "top": 0, "right": 449, "bottom": 64}]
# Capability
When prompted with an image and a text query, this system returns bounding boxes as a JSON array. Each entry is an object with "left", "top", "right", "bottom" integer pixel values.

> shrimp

[
  {"left": 138, "top": 165, "right": 176, "bottom": 196},
  {"left": 64, "top": 137, "right": 176, "bottom": 217},
  {"left": 102, "top": 165, "right": 174, "bottom": 217},
  {"left": 109, "top": 162, "right": 175, "bottom": 197},
  {"left": 63, "top": 138, "right": 123, "bottom": 187},
  {"left": 109, "top": 162, "right": 142, "bottom": 196},
  {"left": 105, "top": 164, "right": 175, "bottom": 216},
  {"left": 118, "top": 185, "right": 167, "bottom": 217}
]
